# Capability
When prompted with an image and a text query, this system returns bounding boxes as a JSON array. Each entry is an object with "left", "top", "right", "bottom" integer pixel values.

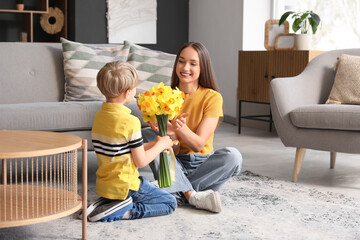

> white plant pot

[{"left": 295, "top": 34, "right": 312, "bottom": 50}]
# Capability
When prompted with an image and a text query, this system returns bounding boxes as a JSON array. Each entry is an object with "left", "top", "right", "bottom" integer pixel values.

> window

[{"left": 274, "top": 0, "right": 360, "bottom": 50}]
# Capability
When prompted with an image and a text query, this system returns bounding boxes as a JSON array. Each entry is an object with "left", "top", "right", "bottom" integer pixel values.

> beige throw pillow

[
  {"left": 125, "top": 41, "right": 176, "bottom": 97},
  {"left": 326, "top": 54, "right": 360, "bottom": 104},
  {"left": 61, "top": 38, "right": 130, "bottom": 101}
]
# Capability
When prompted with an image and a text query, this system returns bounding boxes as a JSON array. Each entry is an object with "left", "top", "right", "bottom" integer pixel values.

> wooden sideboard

[{"left": 237, "top": 50, "right": 323, "bottom": 133}]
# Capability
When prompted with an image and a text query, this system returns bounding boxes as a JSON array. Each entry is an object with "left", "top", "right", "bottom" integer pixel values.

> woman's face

[{"left": 176, "top": 46, "right": 201, "bottom": 85}]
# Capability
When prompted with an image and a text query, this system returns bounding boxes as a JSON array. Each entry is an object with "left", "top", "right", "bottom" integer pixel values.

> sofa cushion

[
  {"left": 0, "top": 43, "right": 65, "bottom": 104},
  {"left": 326, "top": 54, "right": 360, "bottom": 104},
  {"left": 290, "top": 104, "right": 360, "bottom": 131},
  {"left": 61, "top": 38, "right": 130, "bottom": 101},
  {"left": 125, "top": 41, "right": 176, "bottom": 97},
  {"left": 0, "top": 101, "right": 147, "bottom": 132},
  {"left": 0, "top": 102, "right": 102, "bottom": 132}
]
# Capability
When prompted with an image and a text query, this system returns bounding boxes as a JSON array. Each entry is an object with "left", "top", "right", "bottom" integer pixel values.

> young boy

[{"left": 88, "top": 61, "right": 177, "bottom": 222}]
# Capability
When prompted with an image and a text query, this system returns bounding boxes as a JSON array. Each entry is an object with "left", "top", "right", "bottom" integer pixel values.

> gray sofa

[
  {"left": 270, "top": 48, "right": 360, "bottom": 182},
  {"left": 0, "top": 42, "right": 151, "bottom": 151}
]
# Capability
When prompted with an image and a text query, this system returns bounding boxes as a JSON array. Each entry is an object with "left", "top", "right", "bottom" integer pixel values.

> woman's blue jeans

[
  {"left": 150, "top": 147, "right": 243, "bottom": 194},
  {"left": 127, "top": 176, "right": 177, "bottom": 219}
]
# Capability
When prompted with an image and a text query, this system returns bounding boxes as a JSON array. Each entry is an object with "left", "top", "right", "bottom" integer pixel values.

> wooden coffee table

[{"left": 0, "top": 130, "right": 88, "bottom": 239}]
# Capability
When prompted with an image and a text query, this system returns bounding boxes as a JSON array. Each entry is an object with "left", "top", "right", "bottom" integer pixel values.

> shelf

[
  {"left": 0, "top": 185, "right": 82, "bottom": 228},
  {"left": 0, "top": 0, "right": 67, "bottom": 43},
  {"left": 0, "top": 9, "right": 48, "bottom": 14}
]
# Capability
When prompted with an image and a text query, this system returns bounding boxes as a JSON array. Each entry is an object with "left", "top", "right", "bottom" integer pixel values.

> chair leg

[
  {"left": 292, "top": 148, "right": 306, "bottom": 182},
  {"left": 330, "top": 152, "right": 337, "bottom": 169}
]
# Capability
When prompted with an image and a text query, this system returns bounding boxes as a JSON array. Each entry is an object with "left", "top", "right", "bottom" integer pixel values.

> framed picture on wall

[
  {"left": 264, "top": 19, "right": 289, "bottom": 50},
  {"left": 107, "top": 0, "right": 157, "bottom": 44},
  {"left": 275, "top": 33, "right": 295, "bottom": 50}
]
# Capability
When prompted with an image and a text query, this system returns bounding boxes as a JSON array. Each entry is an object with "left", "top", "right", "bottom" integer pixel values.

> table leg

[
  {"left": 82, "top": 140, "right": 88, "bottom": 240},
  {"left": 238, "top": 100, "right": 242, "bottom": 134},
  {"left": 269, "top": 108, "right": 273, "bottom": 132},
  {"left": 2, "top": 159, "right": 6, "bottom": 185}
]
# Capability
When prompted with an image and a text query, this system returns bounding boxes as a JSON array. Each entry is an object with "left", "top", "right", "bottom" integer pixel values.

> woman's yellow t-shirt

[{"left": 176, "top": 86, "right": 223, "bottom": 155}]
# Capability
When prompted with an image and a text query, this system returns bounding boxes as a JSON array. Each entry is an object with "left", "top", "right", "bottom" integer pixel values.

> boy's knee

[{"left": 168, "top": 194, "right": 177, "bottom": 213}]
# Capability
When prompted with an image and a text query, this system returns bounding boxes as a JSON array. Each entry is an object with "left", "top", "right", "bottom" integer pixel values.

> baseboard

[{"left": 223, "top": 114, "right": 237, "bottom": 125}]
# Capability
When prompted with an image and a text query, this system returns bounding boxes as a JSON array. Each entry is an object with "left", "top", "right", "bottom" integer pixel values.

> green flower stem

[{"left": 156, "top": 114, "right": 173, "bottom": 188}]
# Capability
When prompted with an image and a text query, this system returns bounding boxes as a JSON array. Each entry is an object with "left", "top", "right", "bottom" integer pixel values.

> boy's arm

[
  {"left": 131, "top": 136, "right": 173, "bottom": 168},
  {"left": 148, "top": 122, "right": 180, "bottom": 154},
  {"left": 145, "top": 139, "right": 180, "bottom": 155},
  {"left": 143, "top": 141, "right": 156, "bottom": 151}
]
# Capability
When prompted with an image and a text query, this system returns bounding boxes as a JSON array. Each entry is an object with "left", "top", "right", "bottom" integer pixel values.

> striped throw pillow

[
  {"left": 61, "top": 38, "right": 130, "bottom": 101},
  {"left": 125, "top": 41, "right": 176, "bottom": 97}
]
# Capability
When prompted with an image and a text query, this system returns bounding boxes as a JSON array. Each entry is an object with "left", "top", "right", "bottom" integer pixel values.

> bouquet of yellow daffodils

[{"left": 137, "top": 82, "right": 184, "bottom": 187}]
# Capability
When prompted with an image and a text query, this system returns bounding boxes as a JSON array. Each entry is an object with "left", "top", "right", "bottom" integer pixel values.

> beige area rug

[{"left": 1, "top": 171, "right": 360, "bottom": 240}]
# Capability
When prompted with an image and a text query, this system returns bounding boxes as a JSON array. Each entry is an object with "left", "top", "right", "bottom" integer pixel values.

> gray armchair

[{"left": 270, "top": 49, "right": 360, "bottom": 182}]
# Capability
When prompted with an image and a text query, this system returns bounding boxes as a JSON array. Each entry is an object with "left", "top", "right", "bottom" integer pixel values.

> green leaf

[
  {"left": 279, "top": 11, "right": 294, "bottom": 26},
  {"left": 309, "top": 12, "right": 321, "bottom": 34},
  {"left": 300, "top": 12, "right": 309, "bottom": 21},
  {"left": 310, "top": 12, "right": 321, "bottom": 23},
  {"left": 292, "top": 18, "right": 302, "bottom": 33},
  {"left": 308, "top": 18, "right": 318, "bottom": 34}
]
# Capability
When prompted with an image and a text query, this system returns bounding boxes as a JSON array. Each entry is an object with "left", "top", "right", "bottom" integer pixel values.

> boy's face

[{"left": 126, "top": 87, "right": 137, "bottom": 104}]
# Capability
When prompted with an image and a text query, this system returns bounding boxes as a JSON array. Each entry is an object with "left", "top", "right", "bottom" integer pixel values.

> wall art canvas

[{"left": 107, "top": 0, "right": 157, "bottom": 44}]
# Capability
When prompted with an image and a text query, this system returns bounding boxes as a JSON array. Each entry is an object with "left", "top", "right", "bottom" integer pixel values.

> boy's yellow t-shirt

[
  {"left": 176, "top": 86, "right": 223, "bottom": 155},
  {"left": 92, "top": 102, "right": 142, "bottom": 200}
]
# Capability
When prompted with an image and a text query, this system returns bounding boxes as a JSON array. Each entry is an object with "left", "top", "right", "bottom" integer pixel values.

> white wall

[
  {"left": 189, "top": 0, "right": 272, "bottom": 129},
  {"left": 243, "top": 0, "right": 272, "bottom": 50},
  {"left": 189, "top": 0, "right": 243, "bottom": 123},
  {"left": 241, "top": 0, "right": 273, "bottom": 130}
]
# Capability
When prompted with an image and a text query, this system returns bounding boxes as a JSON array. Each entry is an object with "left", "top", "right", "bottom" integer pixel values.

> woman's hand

[
  {"left": 166, "top": 121, "right": 177, "bottom": 137},
  {"left": 173, "top": 113, "right": 191, "bottom": 131},
  {"left": 148, "top": 122, "right": 159, "bottom": 132},
  {"left": 148, "top": 121, "right": 178, "bottom": 140}
]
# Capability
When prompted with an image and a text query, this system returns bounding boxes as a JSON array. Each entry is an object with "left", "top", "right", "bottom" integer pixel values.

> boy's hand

[{"left": 156, "top": 135, "right": 173, "bottom": 151}]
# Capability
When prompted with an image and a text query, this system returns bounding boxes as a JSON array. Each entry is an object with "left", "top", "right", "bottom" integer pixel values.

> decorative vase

[
  {"left": 16, "top": 3, "right": 24, "bottom": 11},
  {"left": 19, "top": 32, "right": 27, "bottom": 42},
  {"left": 294, "top": 34, "right": 312, "bottom": 50}
]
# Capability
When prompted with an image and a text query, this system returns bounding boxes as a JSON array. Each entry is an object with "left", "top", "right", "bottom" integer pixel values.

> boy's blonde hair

[{"left": 96, "top": 61, "right": 139, "bottom": 98}]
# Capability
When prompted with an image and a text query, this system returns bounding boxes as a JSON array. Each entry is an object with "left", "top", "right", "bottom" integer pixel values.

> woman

[{"left": 150, "top": 42, "right": 243, "bottom": 213}]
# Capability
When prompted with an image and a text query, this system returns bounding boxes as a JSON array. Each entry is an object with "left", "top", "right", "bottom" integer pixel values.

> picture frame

[
  {"left": 264, "top": 19, "right": 289, "bottom": 50},
  {"left": 275, "top": 33, "right": 295, "bottom": 50}
]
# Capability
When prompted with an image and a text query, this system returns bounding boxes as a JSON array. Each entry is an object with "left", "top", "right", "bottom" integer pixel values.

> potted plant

[
  {"left": 279, "top": 10, "right": 321, "bottom": 50},
  {"left": 16, "top": 0, "right": 24, "bottom": 11}
]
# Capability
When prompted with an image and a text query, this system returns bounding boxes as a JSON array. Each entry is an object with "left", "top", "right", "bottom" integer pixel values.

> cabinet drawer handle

[
  {"left": 271, "top": 76, "right": 275, "bottom": 79},
  {"left": 264, "top": 75, "right": 268, "bottom": 78}
]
